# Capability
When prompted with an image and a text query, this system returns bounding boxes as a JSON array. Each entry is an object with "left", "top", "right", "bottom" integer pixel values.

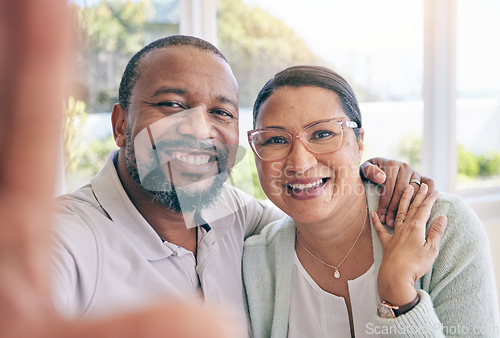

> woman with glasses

[{"left": 243, "top": 66, "right": 499, "bottom": 337}]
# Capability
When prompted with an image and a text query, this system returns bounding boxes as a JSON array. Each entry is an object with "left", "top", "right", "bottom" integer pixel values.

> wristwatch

[{"left": 377, "top": 294, "right": 420, "bottom": 318}]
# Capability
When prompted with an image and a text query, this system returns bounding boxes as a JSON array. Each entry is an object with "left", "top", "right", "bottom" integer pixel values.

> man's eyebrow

[
  {"left": 152, "top": 87, "right": 186, "bottom": 97},
  {"left": 217, "top": 95, "right": 238, "bottom": 110}
]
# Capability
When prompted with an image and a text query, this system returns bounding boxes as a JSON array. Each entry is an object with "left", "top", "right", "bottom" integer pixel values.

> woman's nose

[{"left": 284, "top": 138, "right": 317, "bottom": 175}]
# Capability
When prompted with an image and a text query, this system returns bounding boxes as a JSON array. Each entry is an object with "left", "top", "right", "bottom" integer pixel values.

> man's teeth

[
  {"left": 288, "top": 179, "right": 323, "bottom": 190},
  {"left": 173, "top": 154, "right": 210, "bottom": 165}
]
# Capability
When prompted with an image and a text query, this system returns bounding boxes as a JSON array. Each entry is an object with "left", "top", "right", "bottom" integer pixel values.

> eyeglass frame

[{"left": 247, "top": 117, "right": 359, "bottom": 161}]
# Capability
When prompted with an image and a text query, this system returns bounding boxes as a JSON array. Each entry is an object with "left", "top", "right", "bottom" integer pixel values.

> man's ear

[{"left": 111, "top": 103, "right": 127, "bottom": 148}]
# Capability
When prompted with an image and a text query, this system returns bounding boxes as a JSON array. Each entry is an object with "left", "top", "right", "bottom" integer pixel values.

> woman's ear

[
  {"left": 111, "top": 103, "right": 127, "bottom": 148},
  {"left": 357, "top": 127, "right": 365, "bottom": 161}
]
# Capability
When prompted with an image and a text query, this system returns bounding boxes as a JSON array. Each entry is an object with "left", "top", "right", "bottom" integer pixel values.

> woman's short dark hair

[{"left": 252, "top": 65, "right": 362, "bottom": 140}]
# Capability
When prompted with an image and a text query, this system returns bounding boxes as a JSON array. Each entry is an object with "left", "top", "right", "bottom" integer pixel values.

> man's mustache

[{"left": 153, "top": 139, "right": 222, "bottom": 157}]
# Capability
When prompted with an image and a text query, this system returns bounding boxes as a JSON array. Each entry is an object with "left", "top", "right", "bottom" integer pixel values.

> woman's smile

[{"left": 283, "top": 177, "right": 330, "bottom": 200}]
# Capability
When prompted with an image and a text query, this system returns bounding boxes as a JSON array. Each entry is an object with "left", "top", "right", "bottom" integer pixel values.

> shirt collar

[
  {"left": 90, "top": 150, "right": 236, "bottom": 260},
  {"left": 91, "top": 150, "right": 174, "bottom": 261}
]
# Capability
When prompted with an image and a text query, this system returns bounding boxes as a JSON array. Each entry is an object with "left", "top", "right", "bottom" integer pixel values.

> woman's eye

[
  {"left": 264, "top": 136, "right": 288, "bottom": 145},
  {"left": 311, "top": 130, "right": 336, "bottom": 140}
]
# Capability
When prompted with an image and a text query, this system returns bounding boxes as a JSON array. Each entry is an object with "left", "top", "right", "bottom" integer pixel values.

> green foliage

[
  {"left": 228, "top": 148, "right": 267, "bottom": 200},
  {"left": 63, "top": 97, "right": 88, "bottom": 173},
  {"left": 457, "top": 145, "right": 500, "bottom": 178},
  {"left": 397, "top": 134, "right": 422, "bottom": 172},
  {"left": 477, "top": 151, "right": 500, "bottom": 176},
  {"left": 79, "top": 0, "right": 151, "bottom": 54},
  {"left": 217, "top": 0, "right": 320, "bottom": 107},
  {"left": 399, "top": 138, "right": 500, "bottom": 178},
  {"left": 79, "top": 135, "right": 118, "bottom": 177},
  {"left": 457, "top": 145, "right": 480, "bottom": 177}
]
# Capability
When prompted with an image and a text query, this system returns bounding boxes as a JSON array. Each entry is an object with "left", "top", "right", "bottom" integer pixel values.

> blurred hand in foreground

[{"left": 0, "top": 1, "right": 238, "bottom": 337}]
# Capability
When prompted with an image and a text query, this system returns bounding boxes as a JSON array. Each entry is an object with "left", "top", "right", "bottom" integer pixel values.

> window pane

[
  {"left": 65, "top": 0, "right": 180, "bottom": 192},
  {"left": 456, "top": 0, "right": 500, "bottom": 190}
]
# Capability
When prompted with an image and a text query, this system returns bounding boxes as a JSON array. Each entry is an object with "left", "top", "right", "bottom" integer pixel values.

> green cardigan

[{"left": 243, "top": 182, "right": 499, "bottom": 337}]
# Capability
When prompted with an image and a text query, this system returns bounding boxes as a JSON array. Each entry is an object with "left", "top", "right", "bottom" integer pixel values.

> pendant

[{"left": 333, "top": 268, "right": 341, "bottom": 279}]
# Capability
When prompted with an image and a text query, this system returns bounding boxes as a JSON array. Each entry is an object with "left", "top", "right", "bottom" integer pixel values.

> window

[
  {"left": 456, "top": 0, "right": 500, "bottom": 191},
  {"left": 65, "top": 0, "right": 180, "bottom": 192}
]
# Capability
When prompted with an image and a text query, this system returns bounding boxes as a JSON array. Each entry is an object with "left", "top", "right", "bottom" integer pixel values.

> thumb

[{"left": 360, "top": 161, "right": 386, "bottom": 184}]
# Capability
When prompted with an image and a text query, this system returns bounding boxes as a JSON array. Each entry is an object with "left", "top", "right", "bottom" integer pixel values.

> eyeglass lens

[{"left": 251, "top": 120, "right": 343, "bottom": 160}]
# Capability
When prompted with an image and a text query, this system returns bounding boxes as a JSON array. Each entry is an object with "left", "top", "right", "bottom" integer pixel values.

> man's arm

[
  {"left": 361, "top": 158, "right": 435, "bottom": 228},
  {"left": 0, "top": 1, "right": 238, "bottom": 337}
]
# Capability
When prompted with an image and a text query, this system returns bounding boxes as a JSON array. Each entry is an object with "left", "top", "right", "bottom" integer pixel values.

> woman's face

[{"left": 254, "top": 86, "right": 364, "bottom": 224}]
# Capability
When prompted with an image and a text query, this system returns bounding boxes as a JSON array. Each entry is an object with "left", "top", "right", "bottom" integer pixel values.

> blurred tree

[
  {"left": 397, "top": 134, "right": 422, "bottom": 172},
  {"left": 79, "top": 135, "right": 118, "bottom": 177},
  {"left": 458, "top": 145, "right": 481, "bottom": 177},
  {"left": 72, "top": 0, "right": 154, "bottom": 113},
  {"left": 63, "top": 97, "right": 88, "bottom": 173},
  {"left": 82, "top": 0, "right": 150, "bottom": 54},
  {"left": 217, "top": 0, "right": 320, "bottom": 107}
]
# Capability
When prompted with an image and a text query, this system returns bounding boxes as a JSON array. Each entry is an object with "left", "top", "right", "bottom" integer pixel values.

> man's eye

[
  {"left": 210, "top": 109, "right": 234, "bottom": 119},
  {"left": 155, "top": 101, "right": 186, "bottom": 109}
]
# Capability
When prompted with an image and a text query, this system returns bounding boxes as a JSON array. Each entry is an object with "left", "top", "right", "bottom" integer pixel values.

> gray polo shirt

[{"left": 51, "top": 150, "right": 282, "bottom": 332}]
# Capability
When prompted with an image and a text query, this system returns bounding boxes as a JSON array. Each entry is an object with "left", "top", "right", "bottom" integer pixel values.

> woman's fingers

[
  {"left": 404, "top": 183, "right": 429, "bottom": 221},
  {"left": 393, "top": 185, "right": 414, "bottom": 228},
  {"left": 371, "top": 211, "right": 390, "bottom": 247},
  {"left": 412, "top": 190, "right": 440, "bottom": 228}
]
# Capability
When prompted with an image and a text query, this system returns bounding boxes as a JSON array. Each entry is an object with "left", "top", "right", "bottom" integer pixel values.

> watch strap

[{"left": 393, "top": 293, "right": 420, "bottom": 316}]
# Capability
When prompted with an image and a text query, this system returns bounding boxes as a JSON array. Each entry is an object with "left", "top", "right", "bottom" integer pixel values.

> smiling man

[{"left": 51, "top": 35, "right": 432, "bottom": 334}]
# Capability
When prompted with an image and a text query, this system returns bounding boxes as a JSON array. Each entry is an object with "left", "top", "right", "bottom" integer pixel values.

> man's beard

[{"left": 125, "top": 128, "right": 231, "bottom": 213}]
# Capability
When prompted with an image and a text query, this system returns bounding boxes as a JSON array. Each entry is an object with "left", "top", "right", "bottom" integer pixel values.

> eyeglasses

[{"left": 247, "top": 117, "right": 358, "bottom": 161}]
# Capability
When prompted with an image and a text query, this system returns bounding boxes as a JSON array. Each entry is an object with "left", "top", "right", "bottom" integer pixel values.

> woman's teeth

[{"left": 288, "top": 179, "right": 324, "bottom": 190}]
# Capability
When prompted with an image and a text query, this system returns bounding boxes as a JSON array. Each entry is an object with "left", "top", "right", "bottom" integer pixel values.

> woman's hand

[
  {"left": 362, "top": 158, "right": 436, "bottom": 228},
  {"left": 372, "top": 184, "right": 447, "bottom": 306}
]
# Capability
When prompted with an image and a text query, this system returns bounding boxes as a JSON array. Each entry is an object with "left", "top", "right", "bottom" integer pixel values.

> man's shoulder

[
  {"left": 219, "top": 184, "right": 257, "bottom": 203},
  {"left": 54, "top": 184, "right": 107, "bottom": 220},
  {"left": 244, "top": 216, "right": 294, "bottom": 248},
  {"left": 52, "top": 183, "right": 113, "bottom": 246}
]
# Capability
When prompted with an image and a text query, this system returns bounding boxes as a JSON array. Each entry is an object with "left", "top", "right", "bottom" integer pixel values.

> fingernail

[
  {"left": 388, "top": 219, "right": 394, "bottom": 227},
  {"left": 376, "top": 172, "right": 385, "bottom": 180},
  {"left": 380, "top": 214, "right": 386, "bottom": 223}
]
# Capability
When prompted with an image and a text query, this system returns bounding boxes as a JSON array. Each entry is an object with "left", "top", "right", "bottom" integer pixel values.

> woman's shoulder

[
  {"left": 427, "top": 193, "right": 489, "bottom": 251},
  {"left": 244, "top": 216, "right": 296, "bottom": 248},
  {"left": 431, "top": 192, "right": 483, "bottom": 232}
]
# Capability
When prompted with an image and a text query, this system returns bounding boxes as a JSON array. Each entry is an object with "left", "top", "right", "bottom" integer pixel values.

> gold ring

[
  {"left": 410, "top": 178, "right": 421, "bottom": 186},
  {"left": 396, "top": 219, "right": 404, "bottom": 224}
]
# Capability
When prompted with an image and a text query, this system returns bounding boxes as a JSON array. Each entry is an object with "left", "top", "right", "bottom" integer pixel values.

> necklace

[{"left": 296, "top": 205, "right": 368, "bottom": 279}]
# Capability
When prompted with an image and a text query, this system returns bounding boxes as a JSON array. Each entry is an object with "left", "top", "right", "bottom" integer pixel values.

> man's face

[{"left": 121, "top": 46, "right": 239, "bottom": 213}]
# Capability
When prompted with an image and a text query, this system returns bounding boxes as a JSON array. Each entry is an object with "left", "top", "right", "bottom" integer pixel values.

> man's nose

[{"left": 176, "top": 107, "right": 216, "bottom": 140}]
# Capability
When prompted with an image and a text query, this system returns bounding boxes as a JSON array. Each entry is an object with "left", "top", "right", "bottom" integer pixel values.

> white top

[
  {"left": 289, "top": 252, "right": 380, "bottom": 338},
  {"left": 51, "top": 150, "right": 283, "bottom": 333}
]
